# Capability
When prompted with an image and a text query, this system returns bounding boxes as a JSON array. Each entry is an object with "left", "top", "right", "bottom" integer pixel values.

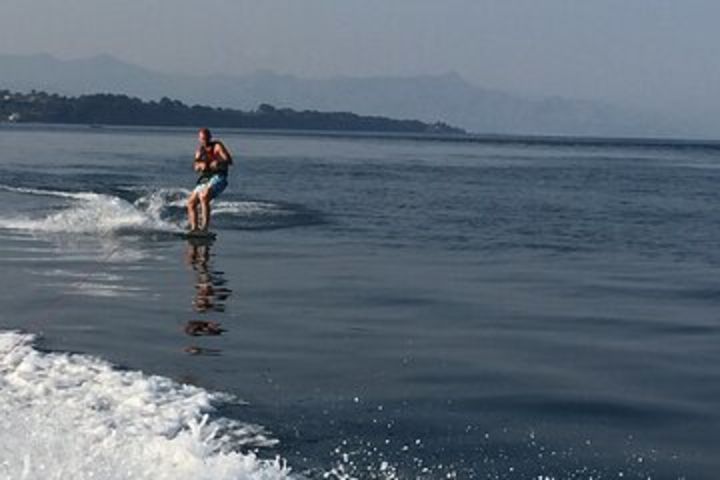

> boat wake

[
  {"left": 0, "top": 185, "right": 322, "bottom": 236},
  {"left": 0, "top": 185, "right": 180, "bottom": 235},
  {"left": 0, "top": 330, "right": 289, "bottom": 480}
]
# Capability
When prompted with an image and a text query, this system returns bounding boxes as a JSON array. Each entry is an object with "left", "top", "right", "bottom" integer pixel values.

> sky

[{"left": 1, "top": 0, "right": 719, "bottom": 118}]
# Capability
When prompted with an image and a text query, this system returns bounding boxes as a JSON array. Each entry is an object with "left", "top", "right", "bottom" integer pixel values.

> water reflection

[
  {"left": 184, "top": 238, "right": 232, "bottom": 355},
  {"left": 184, "top": 345, "right": 223, "bottom": 356},
  {"left": 185, "top": 320, "right": 225, "bottom": 336}
]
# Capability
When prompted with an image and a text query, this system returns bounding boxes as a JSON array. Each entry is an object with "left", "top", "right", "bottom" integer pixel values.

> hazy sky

[{"left": 2, "top": 0, "right": 719, "bottom": 117}]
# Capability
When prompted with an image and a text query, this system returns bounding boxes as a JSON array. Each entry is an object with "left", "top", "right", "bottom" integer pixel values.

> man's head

[{"left": 198, "top": 128, "right": 212, "bottom": 146}]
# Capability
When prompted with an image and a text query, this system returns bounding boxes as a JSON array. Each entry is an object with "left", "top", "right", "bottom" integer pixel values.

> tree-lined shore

[{"left": 0, "top": 89, "right": 464, "bottom": 134}]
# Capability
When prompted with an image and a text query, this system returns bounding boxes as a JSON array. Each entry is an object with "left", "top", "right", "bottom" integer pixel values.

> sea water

[{"left": 1, "top": 124, "right": 719, "bottom": 479}]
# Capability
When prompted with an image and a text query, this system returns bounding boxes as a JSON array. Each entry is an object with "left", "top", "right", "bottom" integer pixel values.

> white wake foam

[
  {"left": 212, "top": 201, "right": 293, "bottom": 216},
  {"left": 0, "top": 184, "right": 92, "bottom": 200},
  {"left": 0, "top": 184, "right": 297, "bottom": 236},
  {"left": 139, "top": 188, "right": 291, "bottom": 217},
  {"left": 0, "top": 331, "right": 290, "bottom": 480},
  {"left": 0, "top": 186, "right": 181, "bottom": 235}
]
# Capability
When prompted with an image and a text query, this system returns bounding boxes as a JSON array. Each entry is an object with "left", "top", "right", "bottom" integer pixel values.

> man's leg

[
  {"left": 199, "top": 188, "right": 211, "bottom": 231},
  {"left": 198, "top": 176, "right": 226, "bottom": 232},
  {"left": 187, "top": 190, "right": 200, "bottom": 231}
]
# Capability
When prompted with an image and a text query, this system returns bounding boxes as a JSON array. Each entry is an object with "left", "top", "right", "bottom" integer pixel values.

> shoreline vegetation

[{"left": 0, "top": 89, "right": 464, "bottom": 134}]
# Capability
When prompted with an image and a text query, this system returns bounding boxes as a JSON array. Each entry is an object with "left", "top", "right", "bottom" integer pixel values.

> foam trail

[
  {"left": 0, "top": 184, "right": 93, "bottom": 200},
  {"left": 212, "top": 201, "right": 294, "bottom": 216},
  {"left": 135, "top": 187, "right": 291, "bottom": 217},
  {"left": 0, "top": 331, "right": 290, "bottom": 480},
  {"left": 0, "top": 186, "right": 181, "bottom": 235},
  {"left": 0, "top": 184, "right": 304, "bottom": 235}
]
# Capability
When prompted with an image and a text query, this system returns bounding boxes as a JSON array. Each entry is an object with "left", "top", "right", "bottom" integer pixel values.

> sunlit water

[{"left": 1, "top": 124, "right": 719, "bottom": 479}]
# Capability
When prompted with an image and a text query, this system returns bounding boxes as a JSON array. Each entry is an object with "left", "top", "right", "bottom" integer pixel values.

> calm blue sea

[{"left": 1, "top": 124, "right": 719, "bottom": 479}]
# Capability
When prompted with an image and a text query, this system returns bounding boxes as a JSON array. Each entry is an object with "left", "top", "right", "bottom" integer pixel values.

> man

[{"left": 187, "top": 128, "right": 233, "bottom": 232}]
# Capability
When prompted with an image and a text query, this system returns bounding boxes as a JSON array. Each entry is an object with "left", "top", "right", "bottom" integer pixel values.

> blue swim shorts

[{"left": 194, "top": 174, "right": 228, "bottom": 199}]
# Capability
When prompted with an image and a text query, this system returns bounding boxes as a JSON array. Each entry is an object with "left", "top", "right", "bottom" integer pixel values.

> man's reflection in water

[{"left": 184, "top": 238, "right": 232, "bottom": 355}]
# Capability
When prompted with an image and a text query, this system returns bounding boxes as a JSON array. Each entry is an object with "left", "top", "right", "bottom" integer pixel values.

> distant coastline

[
  {"left": 0, "top": 89, "right": 464, "bottom": 135},
  {"left": 3, "top": 118, "right": 719, "bottom": 152}
]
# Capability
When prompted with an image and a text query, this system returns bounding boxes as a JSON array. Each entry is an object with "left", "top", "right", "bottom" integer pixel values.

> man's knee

[
  {"left": 199, "top": 189, "right": 211, "bottom": 202},
  {"left": 187, "top": 193, "right": 199, "bottom": 208}
]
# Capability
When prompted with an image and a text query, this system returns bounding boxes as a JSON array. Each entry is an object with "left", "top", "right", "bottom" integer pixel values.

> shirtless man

[{"left": 187, "top": 128, "right": 233, "bottom": 232}]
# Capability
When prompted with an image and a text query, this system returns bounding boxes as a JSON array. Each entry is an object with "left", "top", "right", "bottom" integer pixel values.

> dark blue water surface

[{"left": 1, "top": 124, "right": 719, "bottom": 479}]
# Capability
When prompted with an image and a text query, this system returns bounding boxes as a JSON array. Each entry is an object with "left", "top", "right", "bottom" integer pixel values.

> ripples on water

[{"left": 0, "top": 125, "right": 719, "bottom": 479}]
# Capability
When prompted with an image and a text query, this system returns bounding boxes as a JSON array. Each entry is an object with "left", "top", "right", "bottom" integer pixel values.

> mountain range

[{"left": 0, "top": 53, "right": 682, "bottom": 137}]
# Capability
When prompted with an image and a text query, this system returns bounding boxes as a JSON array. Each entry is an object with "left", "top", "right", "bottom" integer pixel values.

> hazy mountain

[{"left": 0, "top": 53, "right": 679, "bottom": 137}]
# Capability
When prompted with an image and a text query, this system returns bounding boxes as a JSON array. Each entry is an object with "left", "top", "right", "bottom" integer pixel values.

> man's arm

[{"left": 214, "top": 142, "right": 233, "bottom": 166}]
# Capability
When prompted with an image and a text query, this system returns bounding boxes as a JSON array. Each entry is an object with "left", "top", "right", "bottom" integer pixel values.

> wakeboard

[{"left": 181, "top": 230, "right": 217, "bottom": 241}]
